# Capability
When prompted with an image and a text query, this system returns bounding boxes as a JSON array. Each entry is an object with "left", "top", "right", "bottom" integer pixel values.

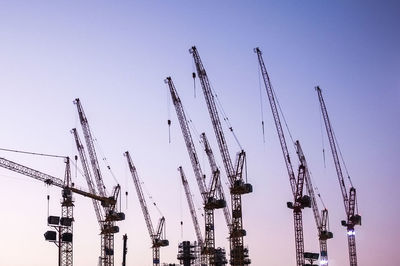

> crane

[
  {"left": 295, "top": 140, "right": 333, "bottom": 265},
  {"left": 71, "top": 128, "right": 103, "bottom": 227},
  {"left": 200, "top": 132, "right": 231, "bottom": 233},
  {"left": 74, "top": 98, "right": 124, "bottom": 266},
  {"left": 0, "top": 156, "right": 118, "bottom": 266},
  {"left": 190, "top": 46, "right": 252, "bottom": 266},
  {"left": 165, "top": 76, "right": 226, "bottom": 265},
  {"left": 178, "top": 166, "right": 207, "bottom": 266},
  {"left": 201, "top": 132, "right": 231, "bottom": 265},
  {"left": 316, "top": 86, "right": 361, "bottom": 266},
  {"left": 255, "top": 47, "right": 312, "bottom": 266},
  {"left": 124, "top": 151, "right": 169, "bottom": 266},
  {"left": 122, "top": 234, "right": 128, "bottom": 266}
]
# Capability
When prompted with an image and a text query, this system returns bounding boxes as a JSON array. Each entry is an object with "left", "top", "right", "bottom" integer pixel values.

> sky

[{"left": 0, "top": 0, "right": 399, "bottom": 265}]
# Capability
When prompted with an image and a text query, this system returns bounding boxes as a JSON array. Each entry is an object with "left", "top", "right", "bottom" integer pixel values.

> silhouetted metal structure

[
  {"left": 316, "top": 86, "right": 361, "bottom": 266},
  {"left": 0, "top": 156, "right": 116, "bottom": 266},
  {"left": 295, "top": 140, "right": 333, "bottom": 265},
  {"left": 178, "top": 167, "right": 207, "bottom": 265},
  {"left": 166, "top": 76, "right": 226, "bottom": 265},
  {"left": 74, "top": 99, "right": 125, "bottom": 266},
  {"left": 122, "top": 234, "right": 128, "bottom": 266},
  {"left": 124, "top": 151, "right": 169, "bottom": 266},
  {"left": 255, "top": 47, "right": 311, "bottom": 266},
  {"left": 178, "top": 241, "right": 197, "bottom": 266},
  {"left": 190, "top": 46, "right": 252, "bottom": 266}
]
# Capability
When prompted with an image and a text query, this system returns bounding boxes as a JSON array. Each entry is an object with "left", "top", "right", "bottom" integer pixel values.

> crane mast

[
  {"left": 122, "top": 234, "right": 128, "bottom": 266},
  {"left": 255, "top": 47, "right": 311, "bottom": 266},
  {"left": 60, "top": 157, "right": 74, "bottom": 266},
  {"left": 74, "top": 98, "right": 124, "bottom": 266},
  {"left": 190, "top": 46, "right": 252, "bottom": 266},
  {"left": 316, "top": 86, "right": 361, "bottom": 266},
  {"left": 124, "top": 151, "right": 169, "bottom": 266},
  {"left": 295, "top": 140, "right": 333, "bottom": 265},
  {"left": 0, "top": 156, "right": 119, "bottom": 266},
  {"left": 166, "top": 76, "right": 226, "bottom": 265}
]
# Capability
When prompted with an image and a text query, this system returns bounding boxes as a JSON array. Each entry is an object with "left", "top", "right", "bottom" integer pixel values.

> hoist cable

[
  {"left": 332, "top": 129, "right": 353, "bottom": 187},
  {"left": 272, "top": 87, "right": 295, "bottom": 147},
  {"left": 257, "top": 60, "right": 266, "bottom": 143}
]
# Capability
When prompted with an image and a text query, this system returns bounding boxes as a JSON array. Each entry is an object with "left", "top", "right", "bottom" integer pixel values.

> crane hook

[
  {"left": 192, "top": 72, "right": 196, "bottom": 98},
  {"left": 167, "top": 119, "right": 172, "bottom": 143}
]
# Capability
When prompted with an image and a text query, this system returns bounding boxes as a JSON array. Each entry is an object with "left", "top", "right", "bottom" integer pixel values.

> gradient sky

[{"left": 0, "top": 1, "right": 399, "bottom": 265}]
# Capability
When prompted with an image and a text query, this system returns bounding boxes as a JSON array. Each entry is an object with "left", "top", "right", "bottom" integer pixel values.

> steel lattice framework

[
  {"left": 295, "top": 141, "right": 333, "bottom": 265},
  {"left": 316, "top": 86, "right": 361, "bottom": 266},
  {"left": 166, "top": 76, "right": 227, "bottom": 265},
  {"left": 255, "top": 47, "right": 310, "bottom": 266},
  {"left": 124, "top": 151, "right": 169, "bottom": 266},
  {"left": 74, "top": 99, "right": 125, "bottom": 266},
  {"left": 190, "top": 47, "right": 252, "bottom": 266},
  {"left": 0, "top": 156, "right": 117, "bottom": 266}
]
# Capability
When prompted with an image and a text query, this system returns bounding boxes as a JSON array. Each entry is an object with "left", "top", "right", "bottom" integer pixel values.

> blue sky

[{"left": 0, "top": 1, "right": 399, "bottom": 265}]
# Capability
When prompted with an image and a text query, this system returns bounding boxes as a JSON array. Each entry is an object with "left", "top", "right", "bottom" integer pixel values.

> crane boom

[
  {"left": 295, "top": 140, "right": 333, "bottom": 265},
  {"left": 178, "top": 166, "right": 204, "bottom": 248},
  {"left": 0, "top": 156, "right": 113, "bottom": 204},
  {"left": 190, "top": 47, "right": 233, "bottom": 185},
  {"left": 124, "top": 151, "right": 168, "bottom": 266},
  {"left": 254, "top": 47, "right": 296, "bottom": 195},
  {"left": 190, "top": 46, "right": 252, "bottom": 266},
  {"left": 72, "top": 128, "right": 104, "bottom": 225},
  {"left": 74, "top": 98, "right": 107, "bottom": 197},
  {"left": 165, "top": 77, "right": 207, "bottom": 200},
  {"left": 316, "top": 86, "right": 361, "bottom": 266},
  {"left": 201, "top": 132, "right": 232, "bottom": 230},
  {"left": 124, "top": 151, "right": 155, "bottom": 238}
]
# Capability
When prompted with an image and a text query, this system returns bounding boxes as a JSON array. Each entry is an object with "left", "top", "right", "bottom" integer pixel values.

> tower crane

[
  {"left": 254, "top": 47, "right": 311, "bottom": 266},
  {"left": 190, "top": 46, "right": 252, "bottom": 266},
  {"left": 71, "top": 128, "right": 103, "bottom": 227},
  {"left": 295, "top": 140, "right": 333, "bottom": 265},
  {"left": 0, "top": 156, "right": 118, "bottom": 266},
  {"left": 178, "top": 166, "right": 206, "bottom": 266},
  {"left": 124, "top": 151, "right": 169, "bottom": 266},
  {"left": 201, "top": 132, "right": 231, "bottom": 266},
  {"left": 316, "top": 86, "right": 361, "bottom": 266},
  {"left": 200, "top": 132, "right": 231, "bottom": 233},
  {"left": 165, "top": 76, "right": 226, "bottom": 265},
  {"left": 73, "top": 98, "right": 124, "bottom": 266}
]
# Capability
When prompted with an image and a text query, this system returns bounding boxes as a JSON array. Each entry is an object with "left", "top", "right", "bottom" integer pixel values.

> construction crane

[
  {"left": 200, "top": 132, "right": 231, "bottom": 266},
  {"left": 124, "top": 151, "right": 169, "bottom": 266},
  {"left": 71, "top": 128, "right": 103, "bottom": 227},
  {"left": 255, "top": 47, "right": 312, "bottom": 266},
  {"left": 0, "top": 156, "right": 117, "bottom": 266},
  {"left": 122, "top": 234, "right": 128, "bottom": 266},
  {"left": 165, "top": 76, "right": 226, "bottom": 265},
  {"left": 74, "top": 98, "right": 124, "bottom": 266},
  {"left": 295, "top": 140, "right": 333, "bottom": 265},
  {"left": 316, "top": 86, "right": 361, "bottom": 266},
  {"left": 200, "top": 132, "right": 231, "bottom": 233},
  {"left": 190, "top": 46, "right": 252, "bottom": 266},
  {"left": 178, "top": 166, "right": 206, "bottom": 266}
]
